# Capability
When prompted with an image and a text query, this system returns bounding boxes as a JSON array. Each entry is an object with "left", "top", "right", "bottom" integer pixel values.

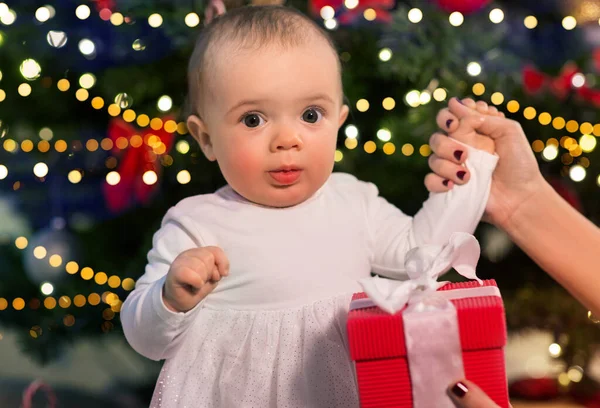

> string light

[
  {"left": 449, "top": 12, "right": 464, "bottom": 27},
  {"left": 408, "top": 8, "right": 423, "bottom": 24}
]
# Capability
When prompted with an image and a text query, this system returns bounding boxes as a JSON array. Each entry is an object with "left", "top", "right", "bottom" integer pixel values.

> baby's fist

[
  {"left": 163, "top": 246, "right": 229, "bottom": 313},
  {"left": 437, "top": 98, "right": 497, "bottom": 154}
]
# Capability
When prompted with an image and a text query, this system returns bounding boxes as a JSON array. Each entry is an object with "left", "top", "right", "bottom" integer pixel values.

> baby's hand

[
  {"left": 163, "top": 246, "right": 230, "bottom": 313},
  {"left": 435, "top": 98, "right": 502, "bottom": 155}
]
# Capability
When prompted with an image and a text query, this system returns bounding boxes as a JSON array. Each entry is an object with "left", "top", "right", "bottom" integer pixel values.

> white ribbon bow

[{"left": 358, "top": 232, "right": 482, "bottom": 314}]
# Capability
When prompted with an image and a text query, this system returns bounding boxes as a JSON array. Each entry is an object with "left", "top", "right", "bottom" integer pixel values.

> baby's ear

[
  {"left": 187, "top": 115, "right": 216, "bottom": 161},
  {"left": 338, "top": 104, "right": 349, "bottom": 128}
]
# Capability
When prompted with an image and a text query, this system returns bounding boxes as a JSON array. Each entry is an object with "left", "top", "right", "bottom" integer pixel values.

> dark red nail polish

[
  {"left": 455, "top": 97, "right": 464, "bottom": 105},
  {"left": 454, "top": 150, "right": 463, "bottom": 161},
  {"left": 442, "top": 179, "right": 449, "bottom": 187},
  {"left": 446, "top": 119, "right": 453, "bottom": 128},
  {"left": 457, "top": 171, "right": 466, "bottom": 180},
  {"left": 451, "top": 382, "right": 468, "bottom": 398}
]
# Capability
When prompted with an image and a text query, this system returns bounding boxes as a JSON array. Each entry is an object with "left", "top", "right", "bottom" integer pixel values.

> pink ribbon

[{"left": 21, "top": 380, "right": 57, "bottom": 408}]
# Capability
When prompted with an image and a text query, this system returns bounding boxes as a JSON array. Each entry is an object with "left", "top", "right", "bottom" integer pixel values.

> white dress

[{"left": 120, "top": 147, "right": 498, "bottom": 407}]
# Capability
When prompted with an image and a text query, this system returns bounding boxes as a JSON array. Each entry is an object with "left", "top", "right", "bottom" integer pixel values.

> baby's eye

[
  {"left": 242, "top": 114, "right": 264, "bottom": 128},
  {"left": 301, "top": 108, "right": 323, "bottom": 124}
]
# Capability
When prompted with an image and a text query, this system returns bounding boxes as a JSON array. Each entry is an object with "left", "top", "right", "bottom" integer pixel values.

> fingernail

[
  {"left": 450, "top": 382, "right": 469, "bottom": 398},
  {"left": 442, "top": 179, "right": 449, "bottom": 187},
  {"left": 457, "top": 171, "right": 466, "bottom": 180},
  {"left": 454, "top": 150, "right": 463, "bottom": 161},
  {"left": 454, "top": 97, "right": 464, "bottom": 105},
  {"left": 446, "top": 119, "right": 453, "bottom": 128}
]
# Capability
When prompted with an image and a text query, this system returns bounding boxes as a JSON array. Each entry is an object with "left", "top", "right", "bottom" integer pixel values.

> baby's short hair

[{"left": 186, "top": 5, "right": 341, "bottom": 117}]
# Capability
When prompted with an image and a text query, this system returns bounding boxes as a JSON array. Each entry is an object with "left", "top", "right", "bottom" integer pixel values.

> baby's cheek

[{"left": 228, "top": 146, "right": 264, "bottom": 176}]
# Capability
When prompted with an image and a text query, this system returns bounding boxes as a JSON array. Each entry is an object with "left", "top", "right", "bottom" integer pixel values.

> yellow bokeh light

[
  {"left": 106, "top": 171, "right": 121, "bottom": 186},
  {"left": 80, "top": 267, "right": 94, "bottom": 280},
  {"left": 0, "top": 89, "right": 5, "bottom": 102},
  {"left": 55, "top": 140, "right": 68, "bottom": 153},
  {"left": 101, "top": 138, "right": 113, "bottom": 151},
  {"left": 580, "top": 122, "right": 593, "bottom": 135},
  {"left": 547, "top": 138, "right": 559, "bottom": 147},
  {"left": 363, "top": 8, "right": 377, "bottom": 21},
  {"left": 356, "top": 99, "right": 369, "bottom": 112},
  {"left": 566, "top": 120, "right": 579, "bottom": 133},
  {"left": 13, "top": 298, "right": 25, "bottom": 310},
  {"left": 562, "top": 16, "right": 577, "bottom": 30},
  {"left": 88, "top": 293, "right": 101, "bottom": 306},
  {"left": 532, "top": 140, "right": 545, "bottom": 152},
  {"left": 21, "top": 140, "right": 34, "bottom": 152},
  {"left": 137, "top": 114, "right": 150, "bottom": 127},
  {"left": 401, "top": 143, "right": 414, "bottom": 156},
  {"left": 123, "top": 109, "right": 136, "bottom": 122},
  {"left": 164, "top": 120, "right": 178, "bottom": 133},
  {"left": 580, "top": 134, "right": 596, "bottom": 153},
  {"left": 143, "top": 170, "right": 158, "bottom": 185},
  {"left": 419, "top": 144, "right": 431, "bottom": 156},
  {"left": 18, "top": 83, "right": 32, "bottom": 97},
  {"left": 107, "top": 104, "right": 121, "bottom": 117},
  {"left": 490, "top": 92, "right": 504, "bottom": 105},
  {"left": 523, "top": 107, "right": 537, "bottom": 120},
  {"left": 91, "top": 96, "right": 104, "bottom": 109},
  {"left": 177, "top": 170, "right": 192, "bottom": 184},
  {"left": 150, "top": 118, "right": 163, "bottom": 130},
  {"left": 538, "top": 112, "right": 552, "bottom": 125},
  {"left": 66, "top": 261, "right": 79, "bottom": 274},
  {"left": 334, "top": 150, "right": 343, "bottom": 163},
  {"left": 364, "top": 141, "right": 376, "bottom": 153},
  {"left": 345, "top": 138, "right": 358, "bottom": 149},
  {"left": 382, "top": 97, "right": 396, "bottom": 110},
  {"left": 0, "top": 298, "right": 7, "bottom": 310},
  {"left": 49, "top": 254, "right": 62, "bottom": 267},
  {"left": 15, "top": 236, "right": 28, "bottom": 249},
  {"left": 57, "top": 79, "right": 70, "bottom": 91},
  {"left": 79, "top": 73, "right": 96, "bottom": 89},
  {"left": 3, "top": 139, "right": 17, "bottom": 152},
  {"left": 44, "top": 297, "right": 56, "bottom": 309},
  {"left": 59, "top": 296, "right": 71, "bottom": 308},
  {"left": 472, "top": 83, "right": 485, "bottom": 96},
  {"left": 75, "top": 88, "right": 89, "bottom": 101},
  {"left": 433, "top": 88, "right": 447, "bottom": 101},
  {"left": 176, "top": 140, "right": 190, "bottom": 154},
  {"left": 593, "top": 124, "right": 600, "bottom": 136},
  {"left": 94, "top": 272, "right": 108, "bottom": 285},
  {"left": 122, "top": 278, "right": 136, "bottom": 291},
  {"left": 524, "top": 15, "right": 538, "bottom": 29},
  {"left": 552, "top": 117, "right": 566, "bottom": 130},
  {"left": 130, "top": 135, "right": 143, "bottom": 148},
  {"left": 33, "top": 246, "right": 47, "bottom": 259},
  {"left": 177, "top": 122, "right": 188, "bottom": 135},
  {"left": 110, "top": 12, "right": 124, "bottom": 26},
  {"left": 383, "top": 142, "right": 396, "bottom": 155},
  {"left": 115, "top": 137, "right": 128, "bottom": 150},
  {"left": 108, "top": 275, "right": 121, "bottom": 289},
  {"left": 67, "top": 170, "right": 83, "bottom": 184},
  {"left": 86, "top": 139, "right": 99, "bottom": 152},
  {"left": 74, "top": 294, "right": 86, "bottom": 307},
  {"left": 506, "top": 100, "right": 519, "bottom": 113}
]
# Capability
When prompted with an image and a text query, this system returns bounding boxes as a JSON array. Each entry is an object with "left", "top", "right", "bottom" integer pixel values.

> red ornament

[
  {"left": 432, "top": 0, "right": 491, "bottom": 15},
  {"left": 102, "top": 117, "right": 176, "bottom": 213},
  {"left": 310, "top": 0, "right": 395, "bottom": 24}
]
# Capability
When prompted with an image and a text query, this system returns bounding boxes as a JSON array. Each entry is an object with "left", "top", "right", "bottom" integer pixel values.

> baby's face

[{"left": 190, "top": 35, "right": 348, "bottom": 208}]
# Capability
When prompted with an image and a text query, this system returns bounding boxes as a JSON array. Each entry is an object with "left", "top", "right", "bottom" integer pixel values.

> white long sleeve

[
  {"left": 120, "top": 209, "right": 208, "bottom": 361},
  {"left": 367, "top": 146, "right": 498, "bottom": 277}
]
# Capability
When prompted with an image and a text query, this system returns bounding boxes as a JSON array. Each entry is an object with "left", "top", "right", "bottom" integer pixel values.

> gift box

[{"left": 347, "top": 279, "right": 509, "bottom": 408}]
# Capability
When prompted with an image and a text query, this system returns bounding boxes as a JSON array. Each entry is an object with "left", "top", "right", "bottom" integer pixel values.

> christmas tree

[{"left": 1, "top": 0, "right": 599, "bottom": 405}]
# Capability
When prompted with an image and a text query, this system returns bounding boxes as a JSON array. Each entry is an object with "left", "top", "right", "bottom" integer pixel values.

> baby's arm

[
  {"left": 120, "top": 208, "right": 206, "bottom": 361},
  {"left": 367, "top": 101, "right": 498, "bottom": 277}
]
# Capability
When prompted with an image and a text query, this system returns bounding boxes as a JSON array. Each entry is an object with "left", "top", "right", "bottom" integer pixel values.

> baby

[{"left": 121, "top": 5, "right": 498, "bottom": 407}]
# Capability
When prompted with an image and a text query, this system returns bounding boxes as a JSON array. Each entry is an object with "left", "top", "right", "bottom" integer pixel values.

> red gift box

[{"left": 347, "top": 279, "right": 509, "bottom": 408}]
